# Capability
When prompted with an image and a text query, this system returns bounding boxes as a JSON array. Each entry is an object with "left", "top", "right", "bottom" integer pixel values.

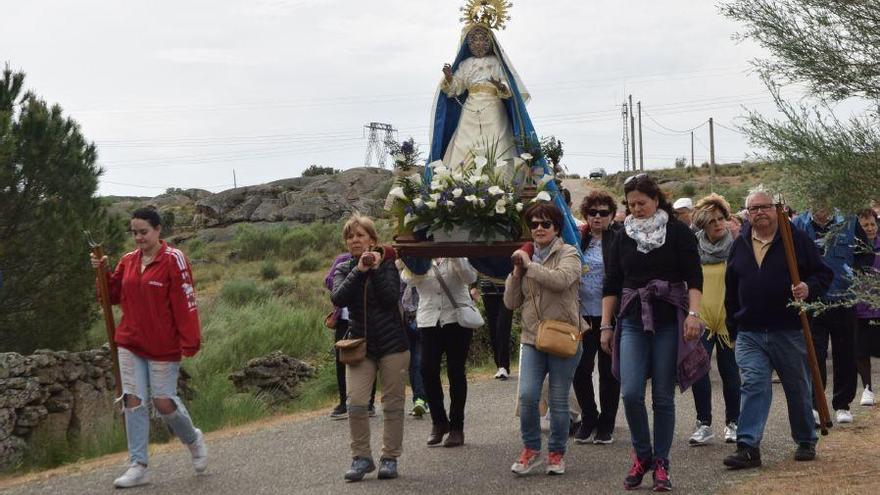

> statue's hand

[{"left": 443, "top": 63, "right": 453, "bottom": 81}]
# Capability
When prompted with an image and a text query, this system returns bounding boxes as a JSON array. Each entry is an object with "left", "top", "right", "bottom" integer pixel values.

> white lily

[
  {"left": 474, "top": 156, "right": 488, "bottom": 170},
  {"left": 404, "top": 213, "right": 416, "bottom": 225},
  {"left": 388, "top": 186, "right": 406, "bottom": 200},
  {"left": 429, "top": 192, "right": 441, "bottom": 201},
  {"left": 452, "top": 172, "right": 464, "bottom": 181},
  {"left": 520, "top": 152, "right": 533, "bottom": 160},
  {"left": 464, "top": 194, "right": 478, "bottom": 204},
  {"left": 480, "top": 174, "right": 489, "bottom": 182},
  {"left": 478, "top": 198, "right": 486, "bottom": 207},
  {"left": 531, "top": 190, "right": 552, "bottom": 202},
  {"left": 413, "top": 197, "right": 424, "bottom": 208},
  {"left": 452, "top": 188, "right": 463, "bottom": 198},
  {"left": 445, "top": 200, "right": 456, "bottom": 208},
  {"left": 426, "top": 200, "right": 437, "bottom": 209},
  {"left": 487, "top": 185, "right": 504, "bottom": 196},
  {"left": 495, "top": 199, "right": 507, "bottom": 214},
  {"left": 515, "top": 202, "right": 523, "bottom": 211}
]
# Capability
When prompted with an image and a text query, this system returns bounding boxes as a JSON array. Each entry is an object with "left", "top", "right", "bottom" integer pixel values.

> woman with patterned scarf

[
  {"left": 599, "top": 174, "right": 707, "bottom": 492},
  {"left": 686, "top": 194, "right": 741, "bottom": 447}
]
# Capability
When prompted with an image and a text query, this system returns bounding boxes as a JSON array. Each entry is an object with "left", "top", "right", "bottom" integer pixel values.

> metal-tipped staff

[
  {"left": 85, "top": 231, "right": 124, "bottom": 430},
  {"left": 774, "top": 204, "right": 832, "bottom": 435}
]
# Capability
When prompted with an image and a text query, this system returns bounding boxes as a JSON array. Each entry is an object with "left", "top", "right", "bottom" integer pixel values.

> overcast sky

[{"left": 4, "top": 0, "right": 784, "bottom": 196}]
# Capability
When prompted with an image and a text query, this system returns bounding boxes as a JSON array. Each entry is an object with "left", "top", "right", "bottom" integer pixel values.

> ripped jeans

[{"left": 118, "top": 347, "right": 198, "bottom": 466}]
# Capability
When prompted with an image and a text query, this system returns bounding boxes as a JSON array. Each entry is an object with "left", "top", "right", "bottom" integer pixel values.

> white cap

[{"left": 673, "top": 198, "right": 694, "bottom": 210}]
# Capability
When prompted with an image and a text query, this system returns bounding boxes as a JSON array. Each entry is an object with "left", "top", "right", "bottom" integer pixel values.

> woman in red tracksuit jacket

[{"left": 90, "top": 208, "right": 206, "bottom": 489}]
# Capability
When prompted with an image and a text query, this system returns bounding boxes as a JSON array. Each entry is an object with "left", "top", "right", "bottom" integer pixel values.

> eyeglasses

[
  {"left": 624, "top": 173, "right": 647, "bottom": 186},
  {"left": 586, "top": 209, "right": 612, "bottom": 218},
  {"left": 529, "top": 220, "right": 554, "bottom": 230},
  {"left": 746, "top": 204, "right": 774, "bottom": 214}
]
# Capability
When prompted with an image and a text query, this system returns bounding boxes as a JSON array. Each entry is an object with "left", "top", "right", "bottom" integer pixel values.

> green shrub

[
  {"left": 280, "top": 228, "right": 318, "bottom": 260},
  {"left": 186, "top": 239, "right": 206, "bottom": 260},
  {"left": 260, "top": 260, "right": 280, "bottom": 280},
  {"left": 680, "top": 182, "right": 697, "bottom": 198},
  {"left": 219, "top": 279, "right": 271, "bottom": 306},
  {"left": 235, "top": 225, "right": 285, "bottom": 260},
  {"left": 294, "top": 253, "right": 325, "bottom": 273},
  {"left": 270, "top": 276, "right": 299, "bottom": 296}
]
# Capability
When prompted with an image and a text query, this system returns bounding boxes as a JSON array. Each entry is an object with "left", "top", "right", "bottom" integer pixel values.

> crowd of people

[{"left": 88, "top": 175, "right": 879, "bottom": 491}]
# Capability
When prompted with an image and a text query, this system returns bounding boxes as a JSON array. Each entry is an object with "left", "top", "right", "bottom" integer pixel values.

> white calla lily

[
  {"left": 487, "top": 185, "right": 504, "bottom": 196},
  {"left": 531, "top": 190, "right": 552, "bottom": 202},
  {"left": 478, "top": 198, "right": 486, "bottom": 207},
  {"left": 445, "top": 200, "right": 456, "bottom": 208},
  {"left": 429, "top": 193, "right": 441, "bottom": 201},
  {"left": 474, "top": 156, "right": 488, "bottom": 169},
  {"left": 413, "top": 198, "right": 424, "bottom": 208},
  {"left": 452, "top": 172, "right": 464, "bottom": 181},
  {"left": 495, "top": 199, "right": 507, "bottom": 214},
  {"left": 404, "top": 213, "right": 416, "bottom": 225},
  {"left": 426, "top": 201, "right": 437, "bottom": 209},
  {"left": 520, "top": 152, "right": 533, "bottom": 160},
  {"left": 464, "top": 194, "right": 478, "bottom": 204},
  {"left": 515, "top": 202, "right": 523, "bottom": 211},
  {"left": 452, "top": 188, "right": 463, "bottom": 198},
  {"left": 388, "top": 186, "right": 406, "bottom": 200}
]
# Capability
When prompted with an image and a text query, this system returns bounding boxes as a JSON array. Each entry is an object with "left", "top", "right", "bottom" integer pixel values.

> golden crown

[{"left": 459, "top": 0, "right": 513, "bottom": 31}]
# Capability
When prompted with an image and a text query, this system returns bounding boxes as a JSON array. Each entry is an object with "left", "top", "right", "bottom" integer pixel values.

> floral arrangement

[
  {"left": 386, "top": 141, "right": 554, "bottom": 242},
  {"left": 386, "top": 137, "right": 421, "bottom": 172}
]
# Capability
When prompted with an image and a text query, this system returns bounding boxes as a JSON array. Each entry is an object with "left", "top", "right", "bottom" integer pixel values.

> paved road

[{"left": 5, "top": 363, "right": 875, "bottom": 495}]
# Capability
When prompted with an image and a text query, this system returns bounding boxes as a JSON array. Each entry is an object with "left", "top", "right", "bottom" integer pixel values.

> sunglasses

[
  {"left": 586, "top": 209, "right": 612, "bottom": 218},
  {"left": 529, "top": 220, "right": 554, "bottom": 230},
  {"left": 624, "top": 173, "right": 647, "bottom": 186}
]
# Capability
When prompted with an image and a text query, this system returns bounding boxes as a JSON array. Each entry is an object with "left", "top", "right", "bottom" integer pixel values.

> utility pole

[
  {"left": 690, "top": 132, "right": 694, "bottom": 168},
  {"left": 637, "top": 101, "right": 644, "bottom": 171},
  {"left": 363, "top": 122, "right": 397, "bottom": 168},
  {"left": 629, "top": 95, "right": 636, "bottom": 173},
  {"left": 621, "top": 102, "right": 630, "bottom": 171},
  {"left": 709, "top": 117, "right": 716, "bottom": 191},
  {"left": 233, "top": 169, "right": 237, "bottom": 189}
]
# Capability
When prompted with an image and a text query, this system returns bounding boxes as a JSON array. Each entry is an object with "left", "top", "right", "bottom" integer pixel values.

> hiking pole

[
  {"left": 774, "top": 205, "right": 832, "bottom": 435},
  {"left": 85, "top": 231, "right": 125, "bottom": 432}
]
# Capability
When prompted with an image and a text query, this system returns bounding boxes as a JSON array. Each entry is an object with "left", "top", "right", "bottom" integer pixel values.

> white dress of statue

[{"left": 440, "top": 27, "right": 520, "bottom": 171}]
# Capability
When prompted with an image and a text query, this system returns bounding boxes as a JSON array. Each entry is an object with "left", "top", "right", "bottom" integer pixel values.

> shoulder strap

[{"left": 432, "top": 263, "right": 462, "bottom": 309}]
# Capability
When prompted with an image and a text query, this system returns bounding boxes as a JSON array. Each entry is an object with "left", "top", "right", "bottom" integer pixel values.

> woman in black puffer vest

[{"left": 331, "top": 214, "right": 409, "bottom": 482}]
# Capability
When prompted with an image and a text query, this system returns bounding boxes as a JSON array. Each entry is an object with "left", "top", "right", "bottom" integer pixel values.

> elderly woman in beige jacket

[{"left": 504, "top": 202, "right": 583, "bottom": 476}]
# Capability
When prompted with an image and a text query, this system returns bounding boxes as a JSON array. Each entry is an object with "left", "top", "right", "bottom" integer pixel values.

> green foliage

[
  {"left": 674, "top": 156, "right": 688, "bottom": 168},
  {"left": 302, "top": 164, "right": 341, "bottom": 177},
  {"left": 219, "top": 279, "right": 271, "bottom": 306},
  {"left": 293, "top": 253, "right": 324, "bottom": 273},
  {"left": 0, "top": 66, "right": 125, "bottom": 353},
  {"left": 186, "top": 238, "right": 206, "bottom": 260},
  {"left": 279, "top": 228, "right": 318, "bottom": 260},
  {"left": 680, "top": 183, "right": 697, "bottom": 198},
  {"left": 259, "top": 260, "right": 280, "bottom": 280}
]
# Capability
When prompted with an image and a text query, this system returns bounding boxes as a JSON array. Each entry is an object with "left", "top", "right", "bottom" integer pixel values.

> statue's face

[{"left": 467, "top": 28, "right": 492, "bottom": 58}]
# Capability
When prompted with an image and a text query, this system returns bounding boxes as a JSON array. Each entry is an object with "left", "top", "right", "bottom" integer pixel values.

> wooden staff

[
  {"left": 775, "top": 205, "right": 832, "bottom": 435},
  {"left": 86, "top": 232, "right": 124, "bottom": 431}
]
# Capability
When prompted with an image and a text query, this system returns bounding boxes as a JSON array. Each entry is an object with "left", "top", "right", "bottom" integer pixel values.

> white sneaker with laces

[
  {"left": 494, "top": 367, "right": 509, "bottom": 380},
  {"left": 723, "top": 422, "right": 737, "bottom": 443},
  {"left": 835, "top": 409, "right": 853, "bottom": 424},
  {"left": 861, "top": 387, "right": 875, "bottom": 406},
  {"left": 688, "top": 421, "right": 714, "bottom": 446},
  {"left": 113, "top": 462, "right": 149, "bottom": 488},
  {"left": 186, "top": 428, "right": 208, "bottom": 473}
]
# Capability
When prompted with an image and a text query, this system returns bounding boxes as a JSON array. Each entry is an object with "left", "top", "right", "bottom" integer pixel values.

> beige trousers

[{"left": 346, "top": 350, "right": 410, "bottom": 459}]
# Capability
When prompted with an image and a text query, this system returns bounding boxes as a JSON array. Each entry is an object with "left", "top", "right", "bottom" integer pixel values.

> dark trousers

[
  {"left": 811, "top": 306, "right": 857, "bottom": 411},
  {"left": 482, "top": 290, "right": 513, "bottom": 370},
  {"left": 572, "top": 315, "right": 620, "bottom": 436},
  {"left": 421, "top": 323, "right": 472, "bottom": 431},
  {"left": 406, "top": 328, "right": 427, "bottom": 402},
  {"left": 690, "top": 333, "right": 740, "bottom": 425},
  {"left": 334, "top": 321, "right": 375, "bottom": 407}
]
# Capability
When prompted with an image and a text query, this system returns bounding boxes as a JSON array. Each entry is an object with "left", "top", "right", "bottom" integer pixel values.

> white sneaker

[
  {"left": 113, "top": 462, "right": 149, "bottom": 488},
  {"left": 813, "top": 409, "right": 820, "bottom": 426},
  {"left": 688, "top": 421, "right": 714, "bottom": 446},
  {"left": 186, "top": 428, "right": 208, "bottom": 473},
  {"left": 835, "top": 409, "right": 853, "bottom": 424},
  {"left": 494, "top": 367, "right": 510, "bottom": 380},
  {"left": 723, "top": 422, "right": 737, "bottom": 443},
  {"left": 861, "top": 387, "right": 875, "bottom": 406}
]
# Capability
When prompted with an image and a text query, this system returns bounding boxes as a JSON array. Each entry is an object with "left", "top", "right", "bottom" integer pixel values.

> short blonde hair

[
  {"left": 342, "top": 213, "right": 379, "bottom": 244},
  {"left": 693, "top": 193, "right": 731, "bottom": 230}
]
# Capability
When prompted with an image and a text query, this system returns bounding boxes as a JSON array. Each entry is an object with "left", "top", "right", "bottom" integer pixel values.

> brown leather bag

[
  {"left": 335, "top": 284, "right": 368, "bottom": 365},
  {"left": 528, "top": 280, "right": 581, "bottom": 358}
]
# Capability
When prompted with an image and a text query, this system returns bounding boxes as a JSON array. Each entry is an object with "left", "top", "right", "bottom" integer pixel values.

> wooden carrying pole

[
  {"left": 88, "top": 237, "right": 125, "bottom": 430},
  {"left": 775, "top": 205, "right": 831, "bottom": 435}
]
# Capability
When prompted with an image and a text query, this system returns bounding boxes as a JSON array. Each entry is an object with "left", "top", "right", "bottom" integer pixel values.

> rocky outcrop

[
  {"left": 228, "top": 351, "right": 315, "bottom": 405},
  {"left": 0, "top": 347, "right": 191, "bottom": 470}
]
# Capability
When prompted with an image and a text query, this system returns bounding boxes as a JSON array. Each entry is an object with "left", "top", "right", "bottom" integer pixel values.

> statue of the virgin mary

[{"left": 428, "top": 0, "right": 531, "bottom": 172}]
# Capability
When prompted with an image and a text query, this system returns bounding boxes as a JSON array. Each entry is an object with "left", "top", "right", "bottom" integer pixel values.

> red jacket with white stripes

[{"left": 106, "top": 241, "right": 201, "bottom": 361}]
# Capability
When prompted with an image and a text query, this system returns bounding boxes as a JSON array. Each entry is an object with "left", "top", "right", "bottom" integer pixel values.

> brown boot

[
  {"left": 443, "top": 430, "right": 464, "bottom": 448},
  {"left": 427, "top": 423, "right": 449, "bottom": 447}
]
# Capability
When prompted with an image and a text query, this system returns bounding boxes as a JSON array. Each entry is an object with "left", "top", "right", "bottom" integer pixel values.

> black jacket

[
  {"left": 331, "top": 246, "right": 409, "bottom": 359},
  {"left": 725, "top": 222, "right": 833, "bottom": 332}
]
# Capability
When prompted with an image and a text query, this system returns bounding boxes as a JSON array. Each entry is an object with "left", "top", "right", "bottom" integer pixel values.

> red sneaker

[
  {"left": 511, "top": 447, "right": 542, "bottom": 476},
  {"left": 652, "top": 457, "right": 672, "bottom": 492},
  {"left": 546, "top": 451, "right": 565, "bottom": 475},
  {"left": 623, "top": 451, "right": 651, "bottom": 490}
]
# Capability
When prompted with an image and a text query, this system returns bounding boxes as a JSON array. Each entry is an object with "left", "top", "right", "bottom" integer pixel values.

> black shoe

[
  {"left": 574, "top": 422, "right": 594, "bottom": 444},
  {"left": 723, "top": 443, "right": 762, "bottom": 470},
  {"left": 569, "top": 420, "right": 581, "bottom": 438},
  {"left": 377, "top": 457, "right": 398, "bottom": 479},
  {"left": 593, "top": 430, "right": 614, "bottom": 445},
  {"left": 443, "top": 430, "right": 464, "bottom": 448},
  {"left": 427, "top": 423, "right": 450, "bottom": 447},
  {"left": 794, "top": 442, "right": 816, "bottom": 461},
  {"left": 329, "top": 404, "right": 347, "bottom": 420},
  {"left": 344, "top": 457, "right": 375, "bottom": 482}
]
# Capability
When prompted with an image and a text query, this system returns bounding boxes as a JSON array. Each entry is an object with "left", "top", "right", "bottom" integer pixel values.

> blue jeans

[
  {"left": 518, "top": 343, "right": 582, "bottom": 454},
  {"left": 736, "top": 329, "right": 817, "bottom": 448},
  {"left": 407, "top": 327, "right": 426, "bottom": 402},
  {"left": 118, "top": 347, "right": 198, "bottom": 466},
  {"left": 691, "top": 333, "right": 740, "bottom": 425},
  {"left": 619, "top": 318, "right": 678, "bottom": 461}
]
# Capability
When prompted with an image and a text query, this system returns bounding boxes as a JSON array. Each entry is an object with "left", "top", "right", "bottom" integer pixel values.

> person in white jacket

[{"left": 401, "top": 257, "right": 479, "bottom": 449}]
